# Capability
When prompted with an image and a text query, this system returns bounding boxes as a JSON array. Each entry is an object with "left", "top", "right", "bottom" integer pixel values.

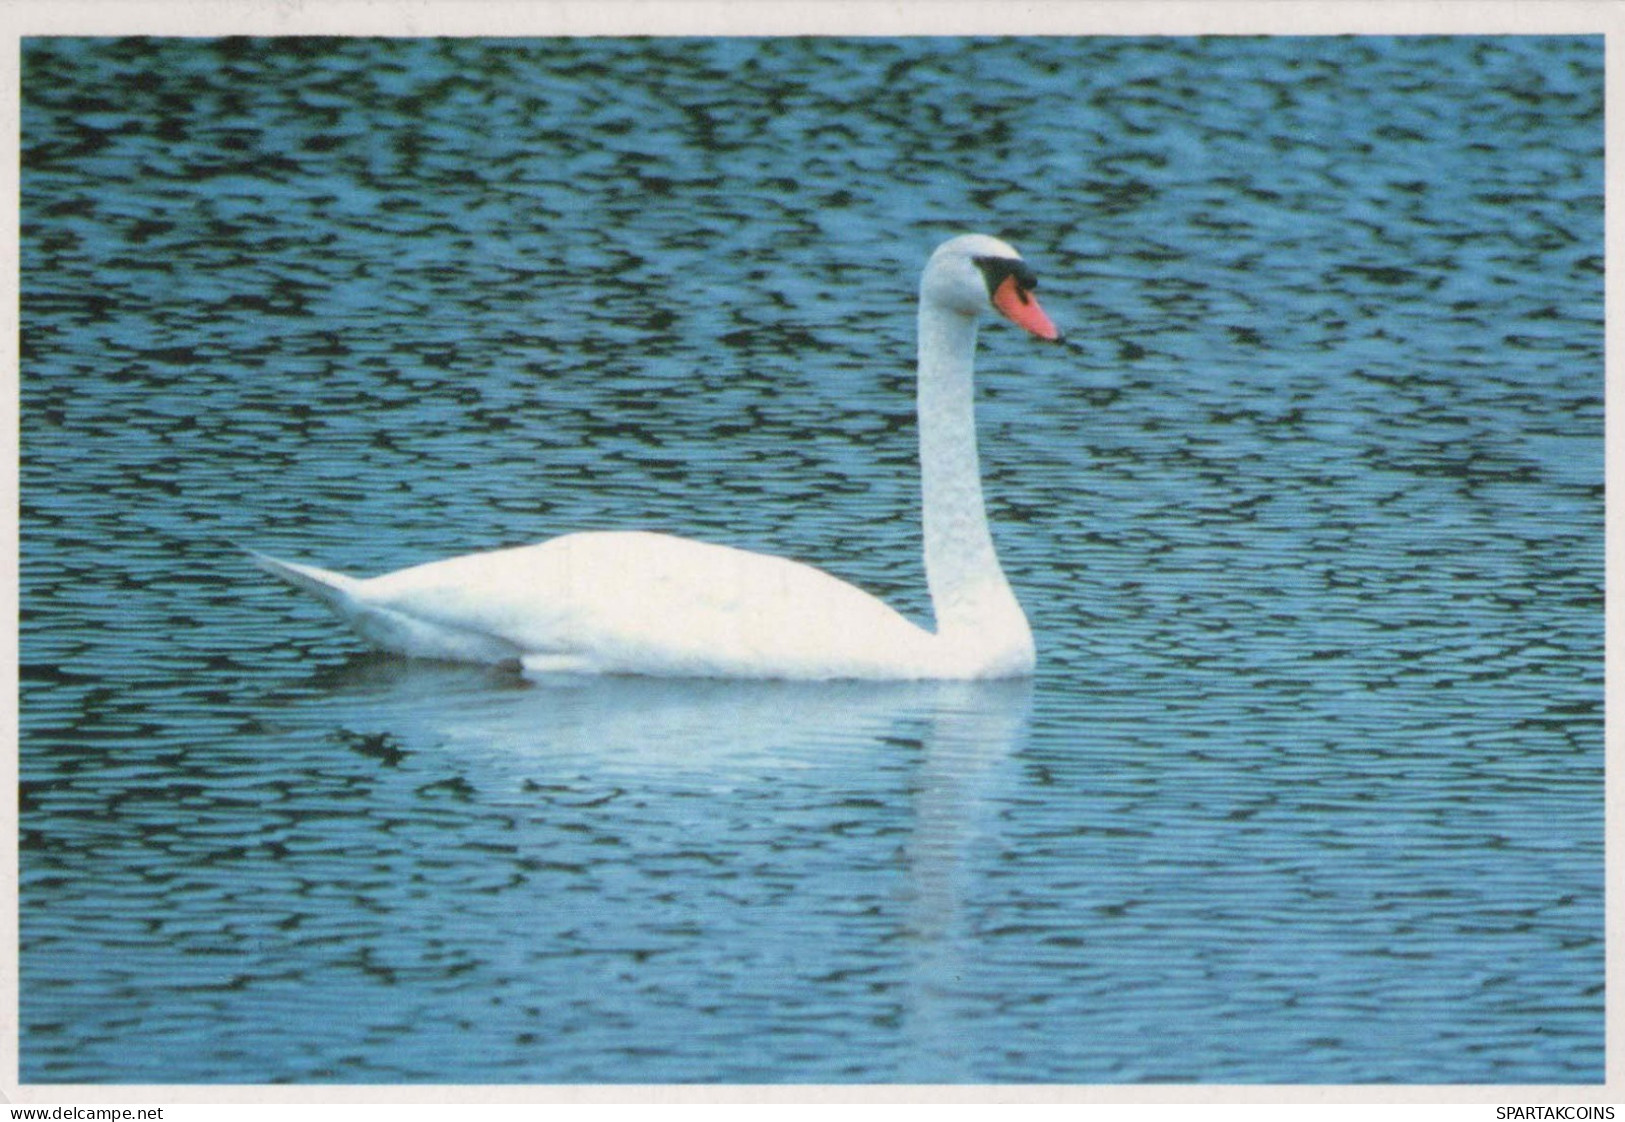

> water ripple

[{"left": 20, "top": 35, "right": 1602, "bottom": 1084}]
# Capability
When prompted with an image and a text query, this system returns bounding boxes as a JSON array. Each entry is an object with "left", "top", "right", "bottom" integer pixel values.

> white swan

[{"left": 253, "top": 233, "right": 1061, "bottom": 680}]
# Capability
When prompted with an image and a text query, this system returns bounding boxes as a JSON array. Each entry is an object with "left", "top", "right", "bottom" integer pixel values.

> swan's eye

[{"left": 974, "top": 256, "right": 1039, "bottom": 301}]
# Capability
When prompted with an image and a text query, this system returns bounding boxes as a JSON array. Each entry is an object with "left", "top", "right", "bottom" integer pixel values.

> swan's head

[{"left": 922, "top": 234, "right": 1061, "bottom": 342}]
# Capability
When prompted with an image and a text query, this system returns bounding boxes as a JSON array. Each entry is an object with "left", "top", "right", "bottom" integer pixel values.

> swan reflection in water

[{"left": 281, "top": 657, "right": 1032, "bottom": 1077}]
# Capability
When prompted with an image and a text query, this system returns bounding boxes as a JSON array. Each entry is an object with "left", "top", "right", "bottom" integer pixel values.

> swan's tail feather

[
  {"left": 246, "top": 546, "right": 524, "bottom": 664},
  {"left": 246, "top": 549, "right": 364, "bottom": 612}
]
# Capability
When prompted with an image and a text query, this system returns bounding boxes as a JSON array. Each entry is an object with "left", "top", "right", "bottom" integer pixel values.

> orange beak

[{"left": 990, "top": 274, "right": 1061, "bottom": 341}]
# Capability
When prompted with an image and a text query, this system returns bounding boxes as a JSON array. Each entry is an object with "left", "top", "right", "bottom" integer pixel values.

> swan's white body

[{"left": 254, "top": 234, "right": 1060, "bottom": 680}]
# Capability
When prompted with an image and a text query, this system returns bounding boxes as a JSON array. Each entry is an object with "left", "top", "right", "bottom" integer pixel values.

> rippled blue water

[{"left": 20, "top": 35, "right": 1603, "bottom": 1083}]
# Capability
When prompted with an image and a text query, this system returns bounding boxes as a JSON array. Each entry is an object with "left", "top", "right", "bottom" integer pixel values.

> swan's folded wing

[{"left": 358, "top": 530, "right": 938, "bottom": 678}]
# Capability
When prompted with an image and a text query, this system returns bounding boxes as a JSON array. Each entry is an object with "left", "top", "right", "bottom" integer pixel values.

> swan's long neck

[{"left": 916, "top": 299, "right": 1031, "bottom": 655}]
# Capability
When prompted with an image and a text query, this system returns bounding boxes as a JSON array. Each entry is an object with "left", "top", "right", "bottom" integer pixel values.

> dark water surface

[{"left": 19, "top": 36, "right": 1603, "bottom": 1083}]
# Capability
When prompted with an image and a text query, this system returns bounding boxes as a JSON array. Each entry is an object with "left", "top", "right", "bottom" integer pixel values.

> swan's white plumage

[
  {"left": 254, "top": 234, "right": 1057, "bottom": 680},
  {"left": 260, "top": 531, "right": 947, "bottom": 678}
]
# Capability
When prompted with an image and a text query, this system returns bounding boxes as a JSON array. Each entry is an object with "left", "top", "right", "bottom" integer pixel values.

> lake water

[{"left": 19, "top": 35, "right": 1604, "bottom": 1084}]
